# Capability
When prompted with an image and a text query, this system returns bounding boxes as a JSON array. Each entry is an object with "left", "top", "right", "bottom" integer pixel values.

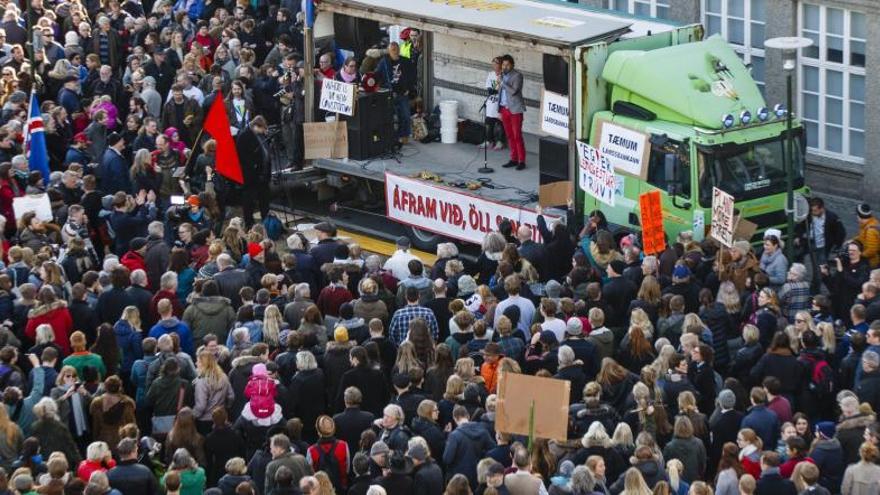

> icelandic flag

[{"left": 24, "top": 92, "right": 50, "bottom": 185}]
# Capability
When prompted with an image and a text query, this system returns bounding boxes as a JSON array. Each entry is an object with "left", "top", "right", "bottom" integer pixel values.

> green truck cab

[{"left": 581, "top": 34, "right": 807, "bottom": 245}]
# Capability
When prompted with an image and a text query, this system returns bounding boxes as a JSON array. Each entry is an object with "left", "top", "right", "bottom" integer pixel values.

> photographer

[
  {"left": 278, "top": 55, "right": 305, "bottom": 171},
  {"left": 794, "top": 197, "right": 846, "bottom": 265},
  {"left": 821, "top": 240, "right": 871, "bottom": 321}
]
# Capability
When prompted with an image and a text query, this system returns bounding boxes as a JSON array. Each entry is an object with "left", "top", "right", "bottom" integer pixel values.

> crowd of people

[{"left": 0, "top": 0, "right": 876, "bottom": 494}]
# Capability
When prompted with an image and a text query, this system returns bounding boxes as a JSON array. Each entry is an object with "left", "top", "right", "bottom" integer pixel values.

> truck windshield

[{"left": 698, "top": 130, "right": 805, "bottom": 207}]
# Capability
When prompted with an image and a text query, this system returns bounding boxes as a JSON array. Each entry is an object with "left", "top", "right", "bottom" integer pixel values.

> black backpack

[{"left": 315, "top": 440, "right": 343, "bottom": 491}]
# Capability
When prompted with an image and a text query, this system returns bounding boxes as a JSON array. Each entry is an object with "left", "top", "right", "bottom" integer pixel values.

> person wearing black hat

[
  {"left": 120, "top": 237, "right": 149, "bottom": 278},
  {"left": 98, "top": 132, "right": 132, "bottom": 195},
  {"left": 379, "top": 451, "right": 414, "bottom": 494},
  {"left": 854, "top": 203, "right": 880, "bottom": 268},
  {"left": 602, "top": 259, "right": 637, "bottom": 332},
  {"left": 390, "top": 372, "right": 425, "bottom": 428}
]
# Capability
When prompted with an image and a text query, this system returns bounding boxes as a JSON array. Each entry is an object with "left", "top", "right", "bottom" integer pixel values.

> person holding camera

[
  {"left": 821, "top": 240, "right": 871, "bottom": 321},
  {"left": 279, "top": 56, "right": 305, "bottom": 171}
]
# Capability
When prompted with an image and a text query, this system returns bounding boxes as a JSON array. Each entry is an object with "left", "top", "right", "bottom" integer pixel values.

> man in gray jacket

[
  {"left": 498, "top": 54, "right": 527, "bottom": 170},
  {"left": 265, "top": 433, "right": 313, "bottom": 495}
]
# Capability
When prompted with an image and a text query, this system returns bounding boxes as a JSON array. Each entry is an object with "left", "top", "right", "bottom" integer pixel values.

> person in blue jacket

[{"left": 443, "top": 405, "right": 495, "bottom": 489}]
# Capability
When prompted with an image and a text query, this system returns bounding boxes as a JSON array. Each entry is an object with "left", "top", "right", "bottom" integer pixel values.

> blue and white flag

[{"left": 24, "top": 91, "right": 50, "bottom": 185}]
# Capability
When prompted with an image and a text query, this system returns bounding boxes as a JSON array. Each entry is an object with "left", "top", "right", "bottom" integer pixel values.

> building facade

[{"left": 576, "top": 0, "right": 878, "bottom": 200}]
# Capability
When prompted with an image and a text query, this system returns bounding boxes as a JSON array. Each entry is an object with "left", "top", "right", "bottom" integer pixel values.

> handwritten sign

[
  {"left": 318, "top": 79, "right": 356, "bottom": 116},
  {"left": 540, "top": 89, "right": 569, "bottom": 140},
  {"left": 304, "top": 121, "right": 348, "bottom": 159},
  {"left": 639, "top": 191, "right": 665, "bottom": 255},
  {"left": 577, "top": 141, "right": 615, "bottom": 206},
  {"left": 710, "top": 187, "right": 735, "bottom": 247},
  {"left": 13, "top": 194, "right": 52, "bottom": 222}
]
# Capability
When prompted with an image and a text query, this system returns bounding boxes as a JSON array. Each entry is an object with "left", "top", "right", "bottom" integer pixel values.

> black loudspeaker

[
  {"left": 459, "top": 120, "right": 485, "bottom": 145},
  {"left": 333, "top": 15, "right": 383, "bottom": 55},
  {"left": 346, "top": 91, "right": 394, "bottom": 160},
  {"left": 543, "top": 54, "right": 569, "bottom": 96},
  {"left": 539, "top": 136, "right": 569, "bottom": 184}
]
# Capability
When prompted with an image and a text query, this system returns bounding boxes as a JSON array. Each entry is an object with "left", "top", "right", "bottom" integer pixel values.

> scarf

[
  {"left": 340, "top": 70, "right": 357, "bottom": 83},
  {"left": 62, "top": 384, "right": 88, "bottom": 436}
]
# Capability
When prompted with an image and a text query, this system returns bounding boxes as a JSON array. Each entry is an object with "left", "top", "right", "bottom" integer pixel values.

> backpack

[
  {"left": 314, "top": 441, "right": 343, "bottom": 491},
  {"left": 246, "top": 376, "right": 277, "bottom": 419},
  {"left": 262, "top": 213, "right": 284, "bottom": 241},
  {"left": 802, "top": 353, "right": 836, "bottom": 398}
]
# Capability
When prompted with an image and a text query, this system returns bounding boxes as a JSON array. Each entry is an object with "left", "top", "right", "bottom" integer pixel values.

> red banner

[{"left": 639, "top": 191, "right": 665, "bottom": 255}]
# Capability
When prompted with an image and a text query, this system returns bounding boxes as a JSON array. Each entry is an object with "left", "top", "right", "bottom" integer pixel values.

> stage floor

[{"left": 315, "top": 140, "right": 542, "bottom": 206}]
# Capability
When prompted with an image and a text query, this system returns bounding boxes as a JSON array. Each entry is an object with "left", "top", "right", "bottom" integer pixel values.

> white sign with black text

[
  {"left": 710, "top": 187, "right": 735, "bottom": 247},
  {"left": 540, "top": 89, "right": 569, "bottom": 140},
  {"left": 318, "top": 79, "right": 356, "bottom": 116},
  {"left": 597, "top": 121, "right": 650, "bottom": 179},
  {"left": 576, "top": 141, "right": 615, "bottom": 207}
]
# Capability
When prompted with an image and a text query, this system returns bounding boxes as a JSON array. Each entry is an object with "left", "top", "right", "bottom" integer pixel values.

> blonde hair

[
  {"left": 121, "top": 306, "right": 141, "bottom": 330},
  {"left": 35, "top": 324, "right": 55, "bottom": 345},
  {"left": 197, "top": 350, "right": 227, "bottom": 388},
  {"left": 262, "top": 305, "right": 283, "bottom": 348},
  {"left": 739, "top": 475, "right": 756, "bottom": 495},
  {"left": 742, "top": 324, "right": 760, "bottom": 345},
  {"left": 630, "top": 308, "right": 654, "bottom": 339},
  {"left": 667, "top": 459, "right": 684, "bottom": 491},
  {"left": 454, "top": 357, "right": 476, "bottom": 381},
  {"left": 622, "top": 468, "right": 652, "bottom": 495},
  {"left": 816, "top": 321, "right": 836, "bottom": 354}
]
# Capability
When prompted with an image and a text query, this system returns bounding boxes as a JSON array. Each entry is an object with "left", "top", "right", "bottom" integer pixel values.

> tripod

[{"left": 478, "top": 94, "right": 495, "bottom": 174}]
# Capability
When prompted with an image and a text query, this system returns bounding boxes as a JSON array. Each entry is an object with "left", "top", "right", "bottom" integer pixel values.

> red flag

[{"left": 203, "top": 90, "right": 244, "bottom": 184}]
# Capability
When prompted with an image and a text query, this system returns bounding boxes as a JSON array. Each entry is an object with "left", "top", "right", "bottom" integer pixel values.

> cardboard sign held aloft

[
  {"left": 496, "top": 371, "right": 569, "bottom": 442},
  {"left": 539, "top": 180, "right": 572, "bottom": 208},
  {"left": 319, "top": 79, "right": 356, "bottom": 116},
  {"left": 639, "top": 190, "right": 666, "bottom": 255},
  {"left": 577, "top": 141, "right": 615, "bottom": 207},
  {"left": 304, "top": 121, "right": 348, "bottom": 160},
  {"left": 710, "top": 187, "right": 735, "bottom": 247},
  {"left": 13, "top": 194, "right": 52, "bottom": 222}
]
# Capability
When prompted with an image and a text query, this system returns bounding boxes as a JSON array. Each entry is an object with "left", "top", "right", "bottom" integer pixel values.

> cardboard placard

[
  {"left": 710, "top": 187, "right": 735, "bottom": 247},
  {"left": 318, "top": 79, "right": 356, "bottom": 116},
  {"left": 304, "top": 121, "right": 348, "bottom": 160},
  {"left": 735, "top": 217, "right": 758, "bottom": 242},
  {"left": 594, "top": 120, "right": 650, "bottom": 180},
  {"left": 539, "top": 180, "right": 572, "bottom": 208},
  {"left": 495, "top": 371, "right": 569, "bottom": 442},
  {"left": 577, "top": 141, "right": 615, "bottom": 207},
  {"left": 13, "top": 194, "right": 52, "bottom": 222},
  {"left": 540, "top": 89, "right": 569, "bottom": 140},
  {"left": 639, "top": 190, "right": 666, "bottom": 255}
]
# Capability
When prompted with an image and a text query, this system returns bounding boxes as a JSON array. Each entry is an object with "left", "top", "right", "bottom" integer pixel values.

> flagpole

[
  {"left": 26, "top": 0, "right": 36, "bottom": 84},
  {"left": 303, "top": 0, "right": 315, "bottom": 124}
]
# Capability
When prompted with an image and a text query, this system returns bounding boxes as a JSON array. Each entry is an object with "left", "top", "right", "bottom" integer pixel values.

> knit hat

[
  {"left": 457, "top": 275, "right": 477, "bottom": 295},
  {"left": 186, "top": 195, "right": 200, "bottom": 207},
  {"left": 64, "top": 31, "right": 80, "bottom": 47},
  {"left": 816, "top": 421, "right": 836, "bottom": 439},
  {"left": 252, "top": 363, "right": 267, "bottom": 376},
  {"left": 370, "top": 441, "right": 390, "bottom": 457},
  {"left": 566, "top": 317, "right": 583, "bottom": 336},
  {"left": 334, "top": 326, "right": 349, "bottom": 343},
  {"left": 608, "top": 260, "right": 626, "bottom": 276},
  {"left": 544, "top": 279, "right": 562, "bottom": 299},
  {"left": 673, "top": 265, "right": 691, "bottom": 279},
  {"left": 73, "top": 132, "right": 90, "bottom": 144},
  {"left": 718, "top": 389, "right": 736, "bottom": 409},
  {"left": 858, "top": 203, "right": 873, "bottom": 219},
  {"left": 247, "top": 242, "right": 263, "bottom": 258},
  {"left": 406, "top": 443, "right": 428, "bottom": 462}
]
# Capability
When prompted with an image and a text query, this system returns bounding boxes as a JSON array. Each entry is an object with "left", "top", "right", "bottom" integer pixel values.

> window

[
  {"left": 608, "top": 0, "right": 670, "bottom": 19},
  {"left": 702, "top": 0, "right": 767, "bottom": 91},
  {"left": 647, "top": 140, "right": 690, "bottom": 197},
  {"left": 799, "top": 4, "right": 865, "bottom": 162}
]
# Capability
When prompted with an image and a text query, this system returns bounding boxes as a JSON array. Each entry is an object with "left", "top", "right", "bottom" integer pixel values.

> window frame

[
  {"left": 701, "top": 0, "right": 767, "bottom": 90},
  {"left": 608, "top": 0, "right": 671, "bottom": 19}
]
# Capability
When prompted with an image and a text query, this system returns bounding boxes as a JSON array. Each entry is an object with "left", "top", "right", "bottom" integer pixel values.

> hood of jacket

[
  {"left": 456, "top": 420, "right": 488, "bottom": 440},
  {"left": 190, "top": 295, "right": 232, "bottom": 316},
  {"left": 28, "top": 300, "right": 67, "bottom": 318},
  {"left": 838, "top": 413, "right": 876, "bottom": 431},
  {"left": 401, "top": 275, "right": 431, "bottom": 290},
  {"left": 114, "top": 320, "right": 136, "bottom": 337},
  {"left": 636, "top": 459, "right": 662, "bottom": 479},
  {"left": 589, "top": 331, "right": 613, "bottom": 344},
  {"left": 231, "top": 354, "right": 262, "bottom": 369},
  {"left": 158, "top": 317, "right": 183, "bottom": 328},
  {"left": 326, "top": 340, "right": 354, "bottom": 353},
  {"left": 339, "top": 317, "right": 366, "bottom": 329}
]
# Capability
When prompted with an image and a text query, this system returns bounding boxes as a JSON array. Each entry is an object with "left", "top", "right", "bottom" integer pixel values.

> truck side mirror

[{"left": 663, "top": 154, "right": 691, "bottom": 209}]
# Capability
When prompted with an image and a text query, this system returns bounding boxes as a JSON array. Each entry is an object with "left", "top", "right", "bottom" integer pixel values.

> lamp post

[{"left": 764, "top": 37, "right": 812, "bottom": 262}]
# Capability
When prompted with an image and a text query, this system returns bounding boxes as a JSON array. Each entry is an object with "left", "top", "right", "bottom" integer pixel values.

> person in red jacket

[
  {"left": 76, "top": 440, "right": 116, "bottom": 481},
  {"left": 120, "top": 237, "right": 149, "bottom": 284},
  {"left": 316, "top": 266, "right": 353, "bottom": 317},
  {"left": 307, "top": 415, "right": 350, "bottom": 491},
  {"left": 25, "top": 286, "right": 74, "bottom": 355},
  {"left": 149, "top": 271, "right": 184, "bottom": 322}
]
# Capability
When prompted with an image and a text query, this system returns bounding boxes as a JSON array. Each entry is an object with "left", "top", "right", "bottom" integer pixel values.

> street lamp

[{"left": 764, "top": 36, "right": 812, "bottom": 262}]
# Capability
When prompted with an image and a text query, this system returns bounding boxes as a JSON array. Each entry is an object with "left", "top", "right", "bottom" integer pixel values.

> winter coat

[
  {"left": 412, "top": 417, "right": 447, "bottom": 462},
  {"left": 442, "top": 420, "right": 496, "bottom": 487},
  {"left": 148, "top": 317, "right": 194, "bottom": 355},
  {"left": 742, "top": 405, "right": 780, "bottom": 451},
  {"left": 760, "top": 249, "right": 789, "bottom": 291},
  {"left": 842, "top": 461, "right": 880, "bottom": 495},
  {"left": 25, "top": 301, "right": 73, "bottom": 355},
  {"left": 205, "top": 426, "right": 246, "bottom": 486},
  {"left": 750, "top": 350, "right": 803, "bottom": 399},
  {"left": 288, "top": 368, "right": 327, "bottom": 442},
  {"left": 811, "top": 438, "right": 845, "bottom": 493},
  {"left": 89, "top": 394, "right": 136, "bottom": 449},
  {"left": 193, "top": 375, "right": 234, "bottom": 422},
  {"left": 107, "top": 459, "right": 159, "bottom": 495},
  {"left": 609, "top": 460, "right": 667, "bottom": 494},
  {"left": 160, "top": 467, "right": 206, "bottom": 495},
  {"left": 699, "top": 302, "right": 733, "bottom": 369},
  {"left": 182, "top": 295, "right": 236, "bottom": 344},
  {"left": 113, "top": 320, "right": 143, "bottom": 375},
  {"left": 730, "top": 342, "right": 763, "bottom": 386},
  {"left": 333, "top": 407, "right": 374, "bottom": 453},
  {"left": 413, "top": 459, "right": 445, "bottom": 495},
  {"left": 146, "top": 374, "right": 194, "bottom": 416},
  {"left": 756, "top": 470, "right": 797, "bottom": 495},
  {"left": 336, "top": 365, "right": 390, "bottom": 416},
  {"left": 323, "top": 341, "right": 353, "bottom": 405},
  {"left": 839, "top": 414, "right": 877, "bottom": 466},
  {"left": 662, "top": 436, "right": 706, "bottom": 482},
  {"left": 31, "top": 418, "right": 81, "bottom": 465}
]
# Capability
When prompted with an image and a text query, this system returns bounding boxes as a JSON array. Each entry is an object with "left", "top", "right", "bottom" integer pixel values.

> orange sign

[{"left": 640, "top": 191, "right": 666, "bottom": 255}]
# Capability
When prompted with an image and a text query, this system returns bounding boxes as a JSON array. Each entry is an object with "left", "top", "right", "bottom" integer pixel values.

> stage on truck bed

[{"left": 315, "top": 140, "right": 542, "bottom": 206}]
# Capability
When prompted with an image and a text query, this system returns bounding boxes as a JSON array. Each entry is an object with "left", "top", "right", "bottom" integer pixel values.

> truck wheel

[{"left": 408, "top": 226, "right": 442, "bottom": 252}]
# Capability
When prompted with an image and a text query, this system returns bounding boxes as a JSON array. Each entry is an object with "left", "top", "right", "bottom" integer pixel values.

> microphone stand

[{"left": 477, "top": 94, "right": 494, "bottom": 174}]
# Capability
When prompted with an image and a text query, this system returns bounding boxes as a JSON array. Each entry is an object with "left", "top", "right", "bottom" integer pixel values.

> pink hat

[{"left": 252, "top": 363, "right": 267, "bottom": 376}]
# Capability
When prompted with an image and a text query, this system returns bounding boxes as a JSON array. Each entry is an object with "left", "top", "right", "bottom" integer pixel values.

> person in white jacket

[{"left": 383, "top": 236, "right": 420, "bottom": 282}]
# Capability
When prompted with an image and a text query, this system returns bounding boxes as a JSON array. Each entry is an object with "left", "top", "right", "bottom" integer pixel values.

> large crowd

[{"left": 0, "top": 0, "right": 876, "bottom": 495}]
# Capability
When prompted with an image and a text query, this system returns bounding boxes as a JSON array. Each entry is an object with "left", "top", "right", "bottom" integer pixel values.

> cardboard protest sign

[
  {"left": 539, "top": 180, "right": 572, "bottom": 208},
  {"left": 595, "top": 120, "right": 649, "bottom": 180},
  {"left": 711, "top": 187, "right": 735, "bottom": 247},
  {"left": 496, "top": 371, "right": 569, "bottom": 441},
  {"left": 577, "top": 141, "right": 615, "bottom": 207},
  {"left": 540, "top": 89, "right": 569, "bottom": 140},
  {"left": 304, "top": 121, "right": 348, "bottom": 159},
  {"left": 319, "top": 79, "right": 356, "bottom": 116},
  {"left": 13, "top": 194, "right": 52, "bottom": 222},
  {"left": 639, "top": 190, "right": 665, "bottom": 255}
]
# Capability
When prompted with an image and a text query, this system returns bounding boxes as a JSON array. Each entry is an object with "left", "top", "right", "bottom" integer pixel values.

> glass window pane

[
  {"left": 850, "top": 130, "right": 865, "bottom": 158},
  {"left": 803, "top": 32, "right": 820, "bottom": 59},
  {"left": 803, "top": 66, "right": 820, "bottom": 92},
  {"left": 609, "top": 0, "right": 628, "bottom": 13},
  {"left": 826, "top": 97, "right": 842, "bottom": 125},
  {"left": 707, "top": 0, "right": 722, "bottom": 13},
  {"left": 707, "top": 16, "right": 723, "bottom": 36},
  {"left": 850, "top": 102, "right": 865, "bottom": 130},
  {"left": 851, "top": 12, "right": 866, "bottom": 39},
  {"left": 729, "top": 0, "right": 744, "bottom": 17},
  {"left": 750, "top": 55, "right": 765, "bottom": 83},
  {"left": 805, "top": 121, "right": 819, "bottom": 149},
  {"left": 728, "top": 19, "right": 745, "bottom": 45},
  {"left": 803, "top": 4, "right": 820, "bottom": 31},
  {"left": 826, "top": 126, "right": 843, "bottom": 153},
  {"left": 656, "top": 5, "right": 670, "bottom": 19},
  {"left": 635, "top": 2, "right": 651, "bottom": 16},
  {"left": 850, "top": 74, "right": 865, "bottom": 101},
  {"left": 751, "top": 0, "right": 766, "bottom": 20},
  {"left": 827, "top": 7, "right": 844, "bottom": 34},
  {"left": 750, "top": 22, "right": 765, "bottom": 49},
  {"left": 826, "top": 35, "right": 844, "bottom": 63},
  {"left": 850, "top": 40, "right": 866, "bottom": 67},
  {"left": 803, "top": 94, "right": 819, "bottom": 120},
  {"left": 826, "top": 70, "right": 843, "bottom": 96}
]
